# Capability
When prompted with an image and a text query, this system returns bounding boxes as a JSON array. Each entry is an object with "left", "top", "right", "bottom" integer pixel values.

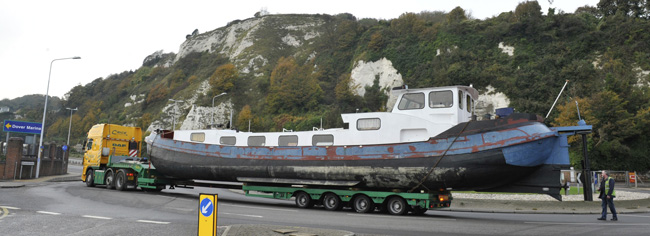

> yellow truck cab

[{"left": 82, "top": 124, "right": 142, "bottom": 185}]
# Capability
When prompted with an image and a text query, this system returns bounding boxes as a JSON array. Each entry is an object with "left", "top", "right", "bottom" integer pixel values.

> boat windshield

[
  {"left": 398, "top": 93, "right": 425, "bottom": 110},
  {"left": 429, "top": 90, "right": 453, "bottom": 108}
]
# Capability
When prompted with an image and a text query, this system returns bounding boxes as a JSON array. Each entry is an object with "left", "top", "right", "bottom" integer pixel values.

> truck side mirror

[{"left": 102, "top": 147, "right": 110, "bottom": 156}]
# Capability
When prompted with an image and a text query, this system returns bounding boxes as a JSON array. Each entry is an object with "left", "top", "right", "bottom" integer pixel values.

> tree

[
  {"left": 514, "top": 1, "right": 542, "bottom": 21},
  {"left": 598, "top": 0, "right": 649, "bottom": 18},
  {"left": 266, "top": 57, "right": 323, "bottom": 114},
  {"left": 138, "top": 113, "right": 153, "bottom": 130},
  {"left": 575, "top": 5, "right": 602, "bottom": 18},
  {"left": 447, "top": 7, "right": 468, "bottom": 23},
  {"left": 209, "top": 64, "right": 238, "bottom": 95},
  {"left": 236, "top": 105, "right": 252, "bottom": 130}
]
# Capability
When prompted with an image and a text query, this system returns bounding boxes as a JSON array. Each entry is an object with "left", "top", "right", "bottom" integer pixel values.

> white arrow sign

[{"left": 201, "top": 201, "right": 212, "bottom": 214}]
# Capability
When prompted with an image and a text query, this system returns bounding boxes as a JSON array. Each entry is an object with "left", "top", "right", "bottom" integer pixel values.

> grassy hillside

[{"left": 3, "top": 1, "right": 650, "bottom": 171}]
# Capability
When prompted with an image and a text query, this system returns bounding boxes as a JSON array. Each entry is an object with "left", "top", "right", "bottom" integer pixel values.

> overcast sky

[{"left": 0, "top": 0, "right": 599, "bottom": 100}]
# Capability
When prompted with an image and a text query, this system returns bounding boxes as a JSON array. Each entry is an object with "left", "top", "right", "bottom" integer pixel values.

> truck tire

[
  {"left": 85, "top": 169, "right": 95, "bottom": 187},
  {"left": 295, "top": 192, "right": 314, "bottom": 209},
  {"left": 105, "top": 169, "right": 115, "bottom": 189},
  {"left": 386, "top": 196, "right": 408, "bottom": 215},
  {"left": 115, "top": 170, "right": 127, "bottom": 191},
  {"left": 353, "top": 195, "right": 375, "bottom": 213},
  {"left": 322, "top": 193, "right": 343, "bottom": 211}
]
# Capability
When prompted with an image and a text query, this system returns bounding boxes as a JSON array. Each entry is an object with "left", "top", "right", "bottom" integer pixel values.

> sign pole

[{"left": 4, "top": 131, "right": 8, "bottom": 155}]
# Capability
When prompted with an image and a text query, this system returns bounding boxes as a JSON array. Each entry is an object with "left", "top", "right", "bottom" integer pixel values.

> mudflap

[{"left": 478, "top": 164, "right": 566, "bottom": 201}]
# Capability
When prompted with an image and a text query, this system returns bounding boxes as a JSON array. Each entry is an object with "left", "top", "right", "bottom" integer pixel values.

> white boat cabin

[{"left": 172, "top": 85, "right": 478, "bottom": 146}]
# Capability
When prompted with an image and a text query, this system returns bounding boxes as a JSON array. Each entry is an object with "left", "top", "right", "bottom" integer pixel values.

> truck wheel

[
  {"left": 295, "top": 192, "right": 314, "bottom": 209},
  {"left": 85, "top": 169, "right": 95, "bottom": 187},
  {"left": 386, "top": 196, "right": 408, "bottom": 215},
  {"left": 322, "top": 193, "right": 343, "bottom": 211},
  {"left": 115, "top": 170, "right": 127, "bottom": 191},
  {"left": 353, "top": 195, "right": 374, "bottom": 213},
  {"left": 105, "top": 169, "right": 115, "bottom": 189}
]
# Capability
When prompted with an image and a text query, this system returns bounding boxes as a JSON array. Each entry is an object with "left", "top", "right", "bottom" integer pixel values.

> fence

[{"left": 561, "top": 169, "right": 648, "bottom": 194}]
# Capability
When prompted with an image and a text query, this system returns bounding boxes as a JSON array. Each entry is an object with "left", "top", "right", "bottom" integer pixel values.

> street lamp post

[
  {"left": 36, "top": 56, "right": 81, "bottom": 178},
  {"left": 66, "top": 107, "right": 78, "bottom": 146},
  {"left": 168, "top": 99, "right": 184, "bottom": 130},
  {"left": 211, "top": 92, "right": 227, "bottom": 128}
]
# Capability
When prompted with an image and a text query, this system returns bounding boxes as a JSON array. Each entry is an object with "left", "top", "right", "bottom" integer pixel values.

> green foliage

[
  {"left": 266, "top": 57, "right": 323, "bottom": 114},
  {"left": 209, "top": 64, "right": 238, "bottom": 95},
  {"left": 5, "top": 11, "right": 650, "bottom": 171}
]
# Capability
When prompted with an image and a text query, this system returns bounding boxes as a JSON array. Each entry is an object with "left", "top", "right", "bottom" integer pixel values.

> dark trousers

[{"left": 601, "top": 197, "right": 617, "bottom": 219}]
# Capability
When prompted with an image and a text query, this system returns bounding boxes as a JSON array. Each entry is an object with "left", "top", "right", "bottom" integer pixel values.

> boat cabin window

[
  {"left": 466, "top": 94, "right": 472, "bottom": 112},
  {"left": 428, "top": 90, "right": 453, "bottom": 108},
  {"left": 458, "top": 91, "right": 463, "bottom": 110},
  {"left": 398, "top": 93, "right": 425, "bottom": 110},
  {"left": 312, "top": 134, "right": 334, "bottom": 146},
  {"left": 190, "top": 132, "right": 205, "bottom": 142},
  {"left": 357, "top": 118, "right": 381, "bottom": 130},
  {"left": 248, "top": 136, "right": 266, "bottom": 146},
  {"left": 220, "top": 136, "right": 236, "bottom": 145},
  {"left": 279, "top": 135, "right": 298, "bottom": 146}
]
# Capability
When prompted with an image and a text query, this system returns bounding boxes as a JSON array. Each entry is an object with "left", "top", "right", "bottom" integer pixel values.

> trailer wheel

[
  {"left": 322, "top": 193, "right": 343, "bottom": 211},
  {"left": 411, "top": 206, "right": 428, "bottom": 215},
  {"left": 115, "top": 170, "right": 127, "bottom": 191},
  {"left": 85, "top": 169, "right": 95, "bottom": 187},
  {"left": 353, "top": 195, "right": 375, "bottom": 213},
  {"left": 386, "top": 196, "right": 408, "bottom": 215},
  {"left": 142, "top": 187, "right": 163, "bottom": 192},
  {"left": 295, "top": 192, "right": 314, "bottom": 209},
  {"left": 105, "top": 169, "right": 115, "bottom": 189}
]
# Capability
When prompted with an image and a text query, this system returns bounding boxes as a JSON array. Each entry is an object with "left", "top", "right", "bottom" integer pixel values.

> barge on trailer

[{"left": 145, "top": 85, "right": 590, "bottom": 201}]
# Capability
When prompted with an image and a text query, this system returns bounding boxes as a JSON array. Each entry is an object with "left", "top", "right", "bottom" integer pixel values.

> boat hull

[{"left": 148, "top": 114, "right": 570, "bottom": 196}]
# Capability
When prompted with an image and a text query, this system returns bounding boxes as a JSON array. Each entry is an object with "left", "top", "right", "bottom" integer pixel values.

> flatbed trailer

[
  {"left": 242, "top": 184, "right": 451, "bottom": 215},
  {"left": 85, "top": 155, "right": 451, "bottom": 215}
]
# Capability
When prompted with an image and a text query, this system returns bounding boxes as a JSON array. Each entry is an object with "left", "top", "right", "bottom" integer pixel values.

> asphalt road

[{"left": 2, "top": 165, "right": 650, "bottom": 236}]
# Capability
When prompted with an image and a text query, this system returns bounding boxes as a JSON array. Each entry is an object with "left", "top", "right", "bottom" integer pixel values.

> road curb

[{"left": 0, "top": 183, "right": 25, "bottom": 188}]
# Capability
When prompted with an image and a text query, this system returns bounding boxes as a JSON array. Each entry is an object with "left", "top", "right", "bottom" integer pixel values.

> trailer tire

[
  {"left": 85, "top": 169, "right": 95, "bottom": 187},
  {"left": 386, "top": 196, "right": 408, "bottom": 215},
  {"left": 142, "top": 186, "right": 163, "bottom": 192},
  {"left": 295, "top": 192, "right": 314, "bottom": 209},
  {"left": 353, "top": 195, "right": 375, "bottom": 213},
  {"left": 115, "top": 170, "right": 127, "bottom": 191},
  {"left": 411, "top": 206, "right": 428, "bottom": 215},
  {"left": 322, "top": 193, "right": 343, "bottom": 211},
  {"left": 105, "top": 169, "right": 115, "bottom": 189}
]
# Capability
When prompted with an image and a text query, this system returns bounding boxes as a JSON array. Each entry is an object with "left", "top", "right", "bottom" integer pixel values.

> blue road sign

[
  {"left": 200, "top": 198, "right": 213, "bottom": 217},
  {"left": 62, "top": 145, "right": 68, "bottom": 151},
  {"left": 3, "top": 120, "right": 42, "bottom": 135}
]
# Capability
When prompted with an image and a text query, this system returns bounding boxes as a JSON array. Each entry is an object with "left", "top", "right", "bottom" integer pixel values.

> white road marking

[
  {"left": 221, "top": 203, "right": 298, "bottom": 212},
  {"left": 345, "top": 213, "right": 456, "bottom": 221},
  {"left": 37, "top": 211, "right": 61, "bottom": 215},
  {"left": 82, "top": 215, "right": 112, "bottom": 220},
  {"left": 222, "top": 212, "right": 263, "bottom": 218},
  {"left": 155, "top": 195, "right": 176, "bottom": 200},
  {"left": 0, "top": 206, "right": 20, "bottom": 210},
  {"left": 137, "top": 220, "right": 170, "bottom": 224},
  {"left": 623, "top": 215, "right": 650, "bottom": 218},
  {"left": 164, "top": 207, "right": 193, "bottom": 212},
  {"left": 525, "top": 222, "right": 650, "bottom": 226}
]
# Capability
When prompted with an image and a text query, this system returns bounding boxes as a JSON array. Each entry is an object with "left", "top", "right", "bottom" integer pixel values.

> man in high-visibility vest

[{"left": 597, "top": 170, "right": 618, "bottom": 221}]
